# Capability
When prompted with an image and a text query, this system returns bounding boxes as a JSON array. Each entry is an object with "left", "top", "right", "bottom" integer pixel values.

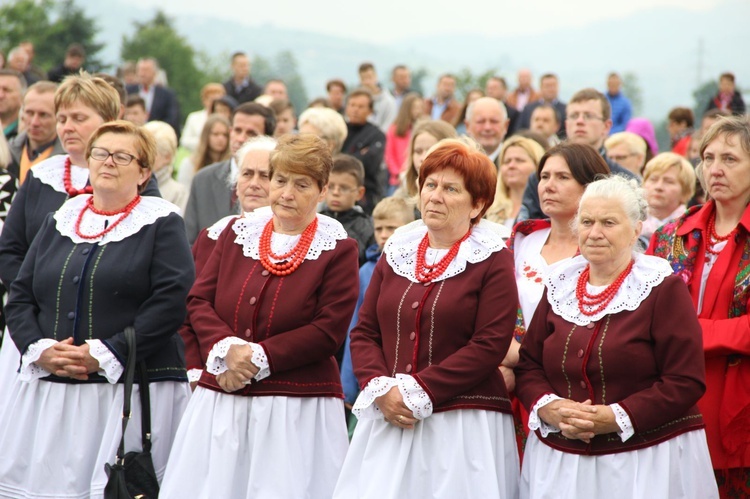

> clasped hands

[
  {"left": 36, "top": 337, "right": 100, "bottom": 380},
  {"left": 538, "top": 398, "right": 619, "bottom": 443},
  {"left": 216, "top": 343, "right": 260, "bottom": 392},
  {"left": 374, "top": 386, "right": 418, "bottom": 430}
]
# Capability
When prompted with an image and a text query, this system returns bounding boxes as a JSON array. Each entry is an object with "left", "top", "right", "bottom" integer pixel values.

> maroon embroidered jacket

[
  {"left": 516, "top": 275, "right": 706, "bottom": 455},
  {"left": 350, "top": 248, "right": 517, "bottom": 413},
  {"left": 188, "top": 225, "right": 359, "bottom": 397}
]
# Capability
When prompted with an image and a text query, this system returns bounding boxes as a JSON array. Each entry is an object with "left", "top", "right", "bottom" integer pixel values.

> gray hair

[
  {"left": 465, "top": 96, "right": 508, "bottom": 124},
  {"left": 298, "top": 107, "right": 348, "bottom": 153},
  {"left": 576, "top": 174, "right": 648, "bottom": 231},
  {"left": 229, "top": 135, "right": 277, "bottom": 186},
  {"left": 142, "top": 121, "right": 177, "bottom": 158}
]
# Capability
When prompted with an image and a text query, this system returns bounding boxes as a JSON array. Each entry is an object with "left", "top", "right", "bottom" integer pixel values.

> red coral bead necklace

[
  {"left": 576, "top": 259, "right": 634, "bottom": 316},
  {"left": 705, "top": 211, "right": 736, "bottom": 256},
  {"left": 415, "top": 228, "right": 471, "bottom": 283},
  {"left": 258, "top": 217, "right": 318, "bottom": 276},
  {"left": 74, "top": 195, "right": 142, "bottom": 240},
  {"left": 63, "top": 157, "right": 94, "bottom": 197}
]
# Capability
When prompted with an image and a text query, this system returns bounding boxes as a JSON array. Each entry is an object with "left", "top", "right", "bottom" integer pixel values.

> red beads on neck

[
  {"left": 63, "top": 157, "right": 94, "bottom": 197},
  {"left": 258, "top": 217, "right": 318, "bottom": 276},
  {"left": 576, "top": 259, "right": 634, "bottom": 316},
  {"left": 74, "top": 195, "right": 142, "bottom": 240},
  {"left": 706, "top": 211, "right": 737, "bottom": 256},
  {"left": 415, "top": 229, "right": 471, "bottom": 283}
]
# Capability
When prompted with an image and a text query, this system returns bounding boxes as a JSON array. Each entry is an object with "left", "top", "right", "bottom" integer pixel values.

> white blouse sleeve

[
  {"left": 528, "top": 393, "right": 564, "bottom": 437},
  {"left": 18, "top": 338, "right": 57, "bottom": 381},
  {"left": 86, "top": 339, "right": 123, "bottom": 384},
  {"left": 206, "top": 337, "right": 269, "bottom": 382}
]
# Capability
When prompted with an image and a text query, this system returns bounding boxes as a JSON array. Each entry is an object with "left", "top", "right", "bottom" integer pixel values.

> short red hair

[{"left": 418, "top": 139, "right": 497, "bottom": 223}]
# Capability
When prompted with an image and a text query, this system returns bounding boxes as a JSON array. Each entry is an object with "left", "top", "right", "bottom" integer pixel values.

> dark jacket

[
  {"left": 126, "top": 84, "right": 182, "bottom": 136},
  {"left": 320, "top": 206, "right": 375, "bottom": 266},
  {"left": 223, "top": 77, "right": 262, "bottom": 105},
  {"left": 7, "top": 131, "right": 65, "bottom": 182},
  {"left": 705, "top": 90, "right": 746, "bottom": 116},
  {"left": 342, "top": 123, "right": 385, "bottom": 215}
]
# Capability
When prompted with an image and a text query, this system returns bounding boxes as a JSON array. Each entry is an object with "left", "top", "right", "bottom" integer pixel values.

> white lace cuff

[
  {"left": 86, "top": 339, "right": 123, "bottom": 384},
  {"left": 187, "top": 369, "right": 203, "bottom": 382},
  {"left": 249, "top": 343, "right": 270, "bottom": 381},
  {"left": 528, "top": 393, "right": 563, "bottom": 437},
  {"left": 206, "top": 337, "right": 268, "bottom": 383},
  {"left": 352, "top": 376, "right": 399, "bottom": 420},
  {"left": 396, "top": 374, "right": 433, "bottom": 420},
  {"left": 611, "top": 403, "right": 634, "bottom": 441},
  {"left": 19, "top": 339, "right": 57, "bottom": 381}
]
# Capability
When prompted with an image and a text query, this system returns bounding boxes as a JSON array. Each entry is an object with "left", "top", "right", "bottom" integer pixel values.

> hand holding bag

[{"left": 104, "top": 327, "right": 160, "bottom": 499}]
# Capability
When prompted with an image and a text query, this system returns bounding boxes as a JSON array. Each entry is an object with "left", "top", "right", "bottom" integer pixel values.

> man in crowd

[
  {"left": 0, "top": 69, "right": 25, "bottom": 141},
  {"left": 485, "top": 76, "right": 520, "bottom": 135},
  {"left": 6, "top": 47, "right": 41, "bottom": 86},
  {"left": 126, "top": 57, "right": 181, "bottom": 135},
  {"left": 605, "top": 72, "right": 632, "bottom": 134},
  {"left": 263, "top": 79, "right": 288, "bottom": 101},
  {"left": 184, "top": 102, "right": 276, "bottom": 243},
  {"left": 48, "top": 43, "right": 87, "bottom": 83},
  {"left": 465, "top": 96, "right": 509, "bottom": 164},
  {"left": 390, "top": 65, "right": 412, "bottom": 109},
  {"left": 425, "top": 74, "right": 460, "bottom": 124},
  {"left": 341, "top": 88, "right": 385, "bottom": 215},
  {"left": 506, "top": 68, "right": 540, "bottom": 112},
  {"left": 18, "top": 42, "right": 47, "bottom": 83},
  {"left": 529, "top": 104, "right": 561, "bottom": 147},
  {"left": 521, "top": 88, "right": 637, "bottom": 219},
  {"left": 223, "top": 52, "right": 262, "bottom": 104},
  {"left": 705, "top": 72, "right": 746, "bottom": 115},
  {"left": 519, "top": 73, "right": 566, "bottom": 137},
  {"left": 8, "top": 81, "right": 63, "bottom": 184},
  {"left": 326, "top": 79, "right": 347, "bottom": 114},
  {"left": 358, "top": 62, "right": 397, "bottom": 132}
]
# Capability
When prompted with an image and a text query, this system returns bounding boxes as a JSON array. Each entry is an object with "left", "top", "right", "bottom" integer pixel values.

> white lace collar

[
  {"left": 32, "top": 154, "right": 89, "bottom": 194},
  {"left": 207, "top": 214, "right": 242, "bottom": 241},
  {"left": 231, "top": 205, "right": 348, "bottom": 261},
  {"left": 54, "top": 194, "right": 180, "bottom": 245},
  {"left": 546, "top": 253, "right": 673, "bottom": 325},
  {"left": 384, "top": 218, "right": 509, "bottom": 283}
]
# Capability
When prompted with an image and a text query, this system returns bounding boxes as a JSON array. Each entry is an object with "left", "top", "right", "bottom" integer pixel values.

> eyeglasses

[
  {"left": 608, "top": 153, "right": 637, "bottom": 163},
  {"left": 90, "top": 147, "right": 141, "bottom": 166},
  {"left": 566, "top": 112, "right": 605, "bottom": 122},
  {"left": 328, "top": 183, "right": 357, "bottom": 194}
]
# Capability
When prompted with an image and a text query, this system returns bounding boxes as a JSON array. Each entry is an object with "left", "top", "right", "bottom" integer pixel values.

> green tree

[
  {"left": 692, "top": 80, "right": 719, "bottom": 121},
  {"left": 454, "top": 67, "right": 497, "bottom": 100},
  {"left": 410, "top": 67, "right": 429, "bottom": 97},
  {"left": 121, "top": 11, "right": 205, "bottom": 113},
  {"left": 0, "top": 0, "right": 103, "bottom": 73},
  {"left": 621, "top": 72, "right": 643, "bottom": 116},
  {"left": 272, "top": 51, "right": 308, "bottom": 113}
]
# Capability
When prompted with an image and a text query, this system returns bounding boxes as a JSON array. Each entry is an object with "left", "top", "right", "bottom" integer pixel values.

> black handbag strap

[
  {"left": 115, "top": 327, "right": 137, "bottom": 464},
  {"left": 137, "top": 360, "right": 152, "bottom": 452}
]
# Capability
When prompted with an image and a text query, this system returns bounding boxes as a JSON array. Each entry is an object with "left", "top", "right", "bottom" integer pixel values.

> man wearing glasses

[{"left": 520, "top": 88, "right": 637, "bottom": 220}]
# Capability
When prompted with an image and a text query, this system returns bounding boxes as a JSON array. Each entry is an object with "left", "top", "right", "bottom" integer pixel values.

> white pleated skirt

[
  {"left": 520, "top": 430, "right": 719, "bottom": 499},
  {"left": 334, "top": 410, "right": 520, "bottom": 498},
  {"left": 0, "top": 331, "right": 21, "bottom": 422},
  {"left": 159, "top": 387, "right": 349, "bottom": 499},
  {"left": 0, "top": 377, "right": 190, "bottom": 499}
]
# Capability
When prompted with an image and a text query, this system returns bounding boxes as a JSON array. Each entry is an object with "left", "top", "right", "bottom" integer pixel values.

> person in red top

[
  {"left": 648, "top": 115, "right": 750, "bottom": 497},
  {"left": 668, "top": 106, "right": 694, "bottom": 157},
  {"left": 161, "top": 134, "right": 359, "bottom": 499},
  {"left": 335, "top": 139, "right": 520, "bottom": 497}
]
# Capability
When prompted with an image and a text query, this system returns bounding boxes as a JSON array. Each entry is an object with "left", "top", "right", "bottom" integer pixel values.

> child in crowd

[
  {"left": 340, "top": 196, "right": 416, "bottom": 434},
  {"left": 321, "top": 154, "right": 375, "bottom": 265},
  {"left": 123, "top": 95, "right": 148, "bottom": 126}
]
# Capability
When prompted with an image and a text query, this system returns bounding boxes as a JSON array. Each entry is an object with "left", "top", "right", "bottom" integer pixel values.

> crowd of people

[{"left": 0, "top": 39, "right": 747, "bottom": 498}]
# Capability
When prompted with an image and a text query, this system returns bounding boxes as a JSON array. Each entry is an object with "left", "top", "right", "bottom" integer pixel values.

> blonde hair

[
  {"left": 297, "top": 107, "right": 348, "bottom": 153},
  {"left": 485, "top": 136, "right": 545, "bottom": 224},
  {"left": 142, "top": 121, "right": 177, "bottom": 158},
  {"left": 55, "top": 71, "right": 120, "bottom": 121},
  {"left": 642, "top": 152, "right": 696, "bottom": 203},
  {"left": 605, "top": 132, "right": 647, "bottom": 157},
  {"left": 372, "top": 196, "right": 415, "bottom": 223}
]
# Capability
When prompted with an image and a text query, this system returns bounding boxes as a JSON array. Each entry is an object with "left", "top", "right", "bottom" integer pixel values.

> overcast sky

[{"left": 127, "top": 0, "right": 720, "bottom": 44}]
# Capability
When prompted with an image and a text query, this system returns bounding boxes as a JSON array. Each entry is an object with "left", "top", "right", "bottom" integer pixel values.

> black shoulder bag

[{"left": 104, "top": 327, "right": 160, "bottom": 498}]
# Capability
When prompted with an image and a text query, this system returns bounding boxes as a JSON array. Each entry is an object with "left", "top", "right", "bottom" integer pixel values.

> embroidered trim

[
  {"left": 231, "top": 206, "right": 347, "bottom": 261},
  {"left": 86, "top": 339, "right": 122, "bottom": 383},
  {"left": 598, "top": 318, "right": 610, "bottom": 405},
  {"left": 207, "top": 215, "right": 240, "bottom": 241},
  {"left": 611, "top": 402, "right": 634, "bottom": 441},
  {"left": 19, "top": 339, "right": 57, "bottom": 381},
  {"left": 392, "top": 282, "right": 413, "bottom": 376},
  {"left": 546, "top": 253, "right": 673, "bottom": 326},
  {"left": 428, "top": 280, "right": 445, "bottom": 366},
  {"left": 54, "top": 247, "right": 76, "bottom": 340},
  {"left": 205, "top": 337, "right": 270, "bottom": 383},
  {"left": 397, "top": 374, "right": 433, "bottom": 419},
  {"left": 33, "top": 155, "right": 88, "bottom": 194},
  {"left": 250, "top": 343, "right": 270, "bottom": 380},
  {"left": 54, "top": 195, "right": 180, "bottom": 245},
  {"left": 562, "top": 325, "right": 577, "bottom": 398},
  {"left": 87, "top": 246, "right": 105, "bottom": 339},
  {"left": 352, "top": 374, "right": 433, "bottom": 420},
  {"left": 385, "top": 218, "right": 507, "bottom": 283},
  {"left": 529, "top": 393, "right": 563, "bottom": 437}
]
